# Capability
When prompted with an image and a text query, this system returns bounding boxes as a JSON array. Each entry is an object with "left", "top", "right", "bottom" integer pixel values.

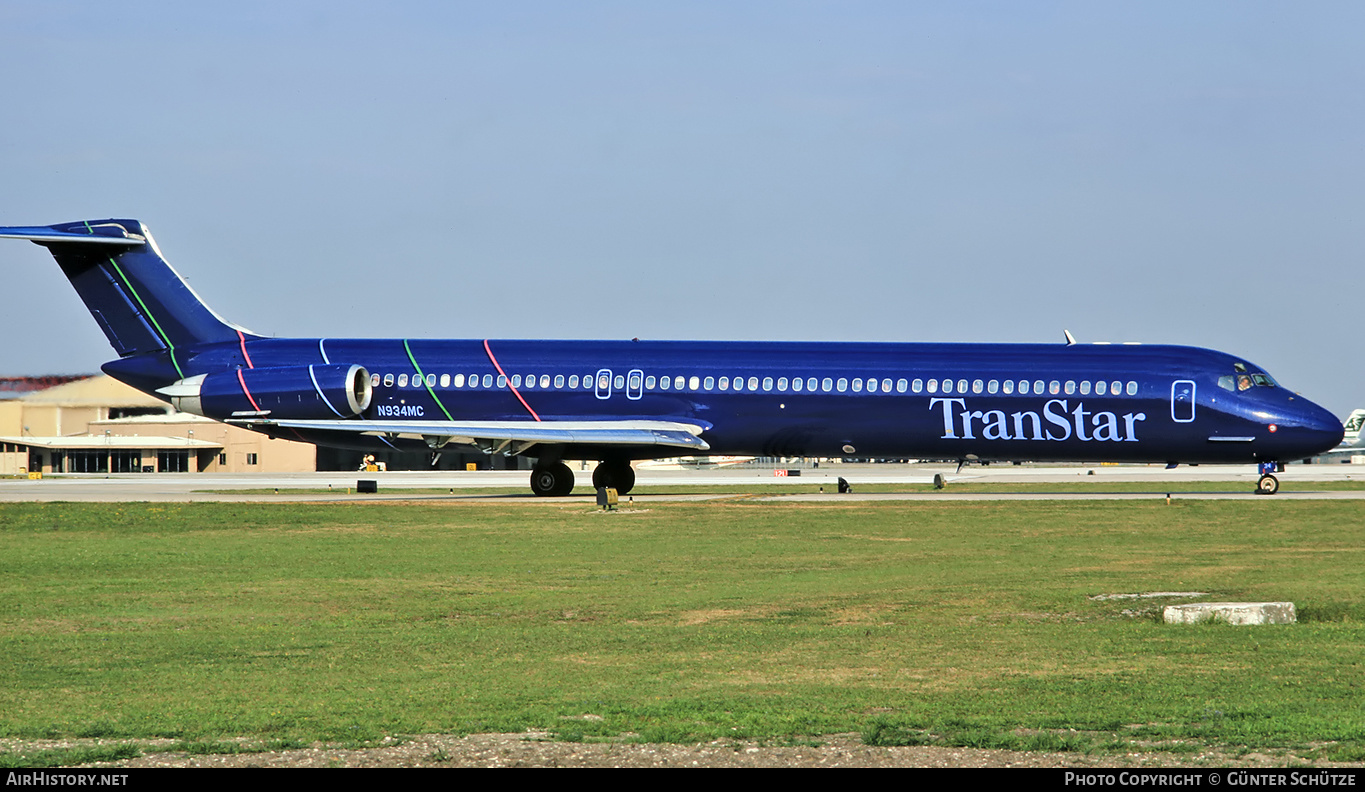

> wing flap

[{"left": 231, "top": 418, "right": 712, "bottom": 451}]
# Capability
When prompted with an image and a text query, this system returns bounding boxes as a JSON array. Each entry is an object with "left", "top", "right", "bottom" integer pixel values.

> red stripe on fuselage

[
  {"left": 238, "top": 330, "right": 254, "bottom": 369},
  {"left": 236, "top": 368, "right": 262, "bottom": 412},
  {"left": 483, "top": 339, "right": 541, "bottom": 422}
]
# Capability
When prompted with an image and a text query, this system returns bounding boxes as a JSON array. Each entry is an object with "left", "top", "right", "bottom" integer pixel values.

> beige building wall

[
  {"left": 0, "top": 376, "right": 165, "bottom": 438},
  {"left": 95, "top": 417, "right": 316, "bottom": 473},
  {"left": 3, "top": 375, "right": 317, "bottom": 473}
]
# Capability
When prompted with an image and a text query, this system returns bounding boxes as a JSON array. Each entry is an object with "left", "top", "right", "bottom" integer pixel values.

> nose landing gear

[{"left": 1256, "top": 461, "right": 1281, "bottom": 495}]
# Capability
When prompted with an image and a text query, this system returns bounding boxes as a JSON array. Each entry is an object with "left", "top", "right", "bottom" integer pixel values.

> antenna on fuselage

[{"left": 1063, "top": 329, "right": 1077, "bottom": 346}]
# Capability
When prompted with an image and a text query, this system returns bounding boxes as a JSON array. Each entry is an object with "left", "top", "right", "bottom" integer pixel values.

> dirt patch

[{"left": 4, "top": 733, "right": 1357, "bottom": 768}]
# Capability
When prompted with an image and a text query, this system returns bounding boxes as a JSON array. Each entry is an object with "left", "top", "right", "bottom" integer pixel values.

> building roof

[
  {"left": 89, "top": 413, "right": 219, "bottom": 426},
  {"left": 0, "top": 435, "right": 221, "bottom": 450},
  {"left": 13, "top": 375, "right": 165, "bottom": 407},
  {"left": 0, "top": 375, "right": 95, "bottom": 400}
]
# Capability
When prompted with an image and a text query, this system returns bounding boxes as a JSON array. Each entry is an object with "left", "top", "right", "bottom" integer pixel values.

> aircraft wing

[{"left": 230, "top": 417, "right": 711, "bottom": 454}]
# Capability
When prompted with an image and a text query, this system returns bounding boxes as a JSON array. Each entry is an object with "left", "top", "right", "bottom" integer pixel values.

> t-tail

[{"left": 0, "top": 219, "right": 259, "bottom": 382}]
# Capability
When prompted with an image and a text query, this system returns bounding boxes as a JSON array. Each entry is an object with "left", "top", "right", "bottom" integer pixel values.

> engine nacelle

[{"left": 159, "top": 365, "right": 372, "bottom": 420}]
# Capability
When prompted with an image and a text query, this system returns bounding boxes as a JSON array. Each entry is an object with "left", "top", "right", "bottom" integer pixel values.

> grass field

[{"left": 2, "top": 498, "right": 1364, "bottom": 764}]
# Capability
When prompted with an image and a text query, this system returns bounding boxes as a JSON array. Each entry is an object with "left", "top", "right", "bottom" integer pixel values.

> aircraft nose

[{"left": 1289, "top": 399, "right": 1345, "bottom": 455}]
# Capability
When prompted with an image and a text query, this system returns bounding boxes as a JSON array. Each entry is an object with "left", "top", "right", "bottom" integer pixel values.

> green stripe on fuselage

[{"left": 403, "top": 339, "right": 454, "bottom": 421}]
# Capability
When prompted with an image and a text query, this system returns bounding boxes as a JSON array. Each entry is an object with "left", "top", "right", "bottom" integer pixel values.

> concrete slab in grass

[{"left": 1163, "top": 602, "right": 1296, "bottom": 625}]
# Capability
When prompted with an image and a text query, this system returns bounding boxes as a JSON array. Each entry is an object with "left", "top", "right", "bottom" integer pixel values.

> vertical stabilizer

[{"left": 0, "top": 219, "right": 256, "bottom": 359}]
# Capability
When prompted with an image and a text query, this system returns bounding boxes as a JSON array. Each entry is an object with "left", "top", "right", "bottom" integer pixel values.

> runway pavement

[{"left": 2, "top": 462, "right": 1362, "bottom": 502}]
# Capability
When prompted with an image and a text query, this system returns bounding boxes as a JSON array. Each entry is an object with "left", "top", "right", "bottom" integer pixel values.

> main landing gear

[
  {"left": 530, "top": 461, "right": 575, "bottom": 497},
  {"left": 1255, "top": 461, "right": 1282, "bottom": 496},
  {"left": 591, "top": 460, "right": 635, "bottom": 495},
  {"left": 528, "top": 460, "right": 636, "bottom": 497}
]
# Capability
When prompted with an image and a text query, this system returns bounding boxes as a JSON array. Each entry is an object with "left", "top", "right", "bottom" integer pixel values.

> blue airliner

[{"left": 1, "top": 219, "right": 1344, "bottom": 496}]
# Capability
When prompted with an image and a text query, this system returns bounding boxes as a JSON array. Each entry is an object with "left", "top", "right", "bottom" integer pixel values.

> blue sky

[{"left": 2, "top": 2, "right": 1362, "bottom": 416}]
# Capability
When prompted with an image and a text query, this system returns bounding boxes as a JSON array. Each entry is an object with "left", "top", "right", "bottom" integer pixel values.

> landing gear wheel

[
  {"left": 530, "top": 462, "right": 575, "bottom": 497},
  {"left": 591, "top": 461, "right": 636, "bottom": 495},
  {"left": 1256, "top": 474, "right": 1280, "bottom": 495}
]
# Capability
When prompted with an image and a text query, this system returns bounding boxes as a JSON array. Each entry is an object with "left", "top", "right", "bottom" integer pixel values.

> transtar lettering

[{"left": 931, "top": 398, "right": 1146, "bottom": 442}]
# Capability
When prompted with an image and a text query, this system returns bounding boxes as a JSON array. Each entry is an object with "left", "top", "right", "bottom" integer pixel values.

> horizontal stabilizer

[{"left": 0, "top": 223, "right": 146, "bottom": 247}]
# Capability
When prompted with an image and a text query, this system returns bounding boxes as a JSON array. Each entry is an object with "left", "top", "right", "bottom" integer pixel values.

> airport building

[
  {"left": 0, "top": 375, "right": 316, "bottom": 475},
  {"left": 0, "top": 374, "right": 524, "bottom": 474}
]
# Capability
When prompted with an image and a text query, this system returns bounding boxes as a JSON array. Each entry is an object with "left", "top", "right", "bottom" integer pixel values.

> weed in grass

[
  {"left": 1298, "top": 602, "right": 1361, "bottom": 623},
  {"left": 556, "top": 728, "right": 586, "bottom": 743},
  {"left": 1326, "top": 744, "right": 1365, "bottom": 762},
  {"left": 0, "top": 744, "right": 142, "bottom": 768},
  {"left": 862, "top": 719, "right": 935, "bottom": 747},
  {"left": 173, "top": 740, "right": 248, "bottom": 755}
]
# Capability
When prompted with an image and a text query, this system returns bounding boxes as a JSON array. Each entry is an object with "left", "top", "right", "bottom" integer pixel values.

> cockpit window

[{"left": 1221, "top": 368, "right": 1279, "bottom": 392}]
